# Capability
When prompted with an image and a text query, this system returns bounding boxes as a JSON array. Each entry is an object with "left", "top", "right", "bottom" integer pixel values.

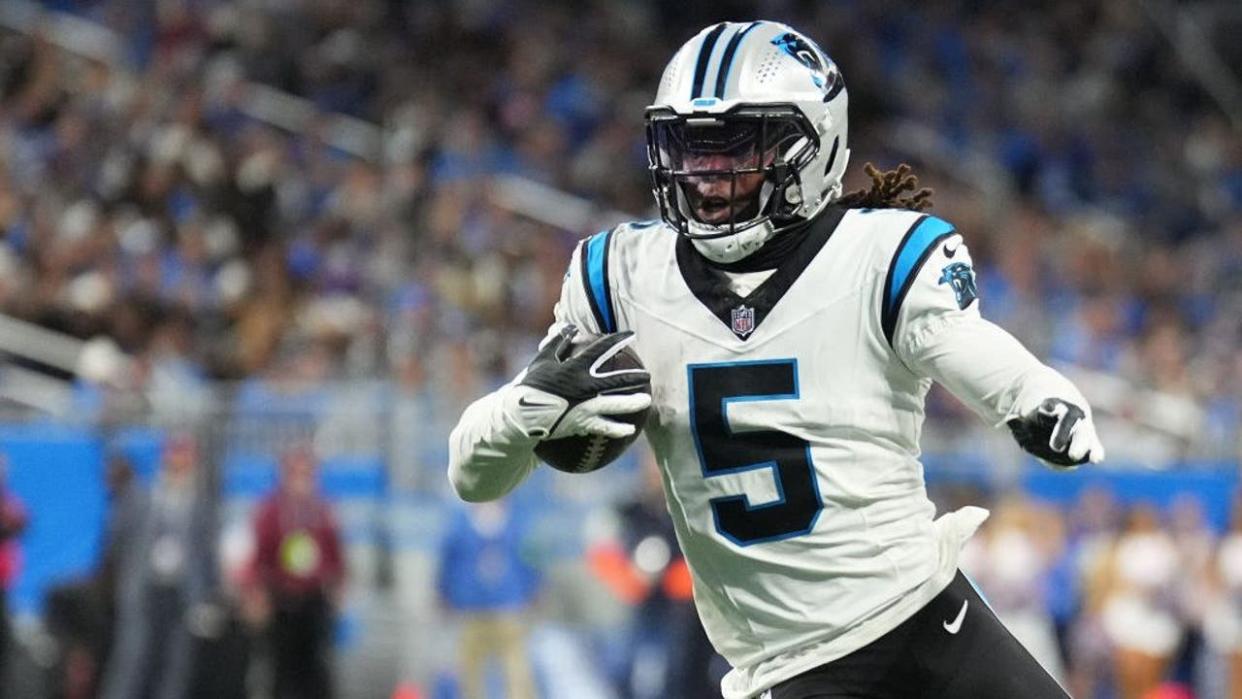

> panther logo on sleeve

[{"left": 938, "top": 262, "right": 978, "bottom": 310}]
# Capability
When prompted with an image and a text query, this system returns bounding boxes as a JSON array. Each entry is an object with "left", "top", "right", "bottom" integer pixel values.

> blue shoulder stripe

[
  {"left": 881, "top": 215, "right": 956, "bottom": 345},
  {"left": 581, "top": 229, "right": 616, "bottom": 333}
]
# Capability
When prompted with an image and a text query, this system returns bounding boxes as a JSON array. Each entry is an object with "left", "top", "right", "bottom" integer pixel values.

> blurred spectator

[
  {"left": 1063, "top": 487, "right": 1123, "bottom": 699},
  {"left": 587, "top": 454, "right": 716, "bottom": 699},
  {"left": 961, "top": 497, "right": 1066, "bottom": 682},
  {"left": 1206, "top": 495, "right": 1242, "bottom": 698},
  {"left": 45, "top": 454, "right": 145, "bottom": 699},
  {"left": 436, "top": 501, "right": 541, "bottom": 699},
  {"left": 249, "top": 445, "right": 346, "bottom": 699},
  {"left": 99, "top": 455, "right": 148, "bottom": 618},
  {"left": 0, "top": 454, "right": 28, "bottom": 685},
  {"left": 1102, "top": 504, "right": 1183, "bottom": 699},
  {"left": 101, "top": 434, "right": 216, "bottom": 699},
  {"left": 1168, "top": 495, "right": 1215, "bottom": 688},
  {"left": 61, "top": 454, "right": 142, "bottom": 699}
]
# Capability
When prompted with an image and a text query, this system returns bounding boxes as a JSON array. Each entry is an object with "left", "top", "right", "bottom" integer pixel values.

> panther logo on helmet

[{"left": 770, "top": 32, "right": 843, "bottom": 101}]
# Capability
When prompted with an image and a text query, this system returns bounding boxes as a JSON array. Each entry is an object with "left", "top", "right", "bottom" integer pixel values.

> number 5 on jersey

[{"left": 688, "top": 360, "right": 823, "bottom": 546}]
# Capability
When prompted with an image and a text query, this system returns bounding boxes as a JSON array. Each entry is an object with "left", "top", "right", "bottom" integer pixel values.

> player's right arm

[{"left": 447, "top": 238, "right": 651, "bottom": 502}]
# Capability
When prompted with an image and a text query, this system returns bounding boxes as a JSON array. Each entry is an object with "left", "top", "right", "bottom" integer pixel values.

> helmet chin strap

[{"left": 688, "top": 218, "right": 778, "bottom": 264}]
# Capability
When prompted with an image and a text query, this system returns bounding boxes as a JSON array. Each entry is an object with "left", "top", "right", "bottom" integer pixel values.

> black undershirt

[{"left": 675, "top": 206, "right": 846, "bottom": 340}]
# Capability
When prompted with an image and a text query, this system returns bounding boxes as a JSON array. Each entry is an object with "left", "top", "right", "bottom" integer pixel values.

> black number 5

[{"left": 688, "top": 359, "right": 823, "bottom": 546}]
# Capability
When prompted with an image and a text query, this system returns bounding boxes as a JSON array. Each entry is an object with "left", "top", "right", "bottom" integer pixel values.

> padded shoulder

[
  {"left": 579, "top": 220, "right": 670, "bottom": 333},
  {"left": 837, "top": 209, "right": 959, "bottom": 345}
]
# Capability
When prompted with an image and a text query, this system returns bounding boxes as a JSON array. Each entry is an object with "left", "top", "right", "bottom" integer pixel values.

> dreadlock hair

[{"left": 834, "top": 162, "right": 934, "bottom": 211}]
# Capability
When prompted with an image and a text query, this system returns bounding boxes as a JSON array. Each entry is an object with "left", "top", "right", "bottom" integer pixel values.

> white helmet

[{"left": 646, "top": 21, "right": 850, "bottom": 264}]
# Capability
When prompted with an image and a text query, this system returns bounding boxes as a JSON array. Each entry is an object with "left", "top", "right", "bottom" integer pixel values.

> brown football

[{"left": 533, "top": 335, "right": 651, "bottom": 474}]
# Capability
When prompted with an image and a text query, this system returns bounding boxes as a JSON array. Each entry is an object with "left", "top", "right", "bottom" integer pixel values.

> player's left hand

[{"left": 1007, "top": 398, "right": 1105, "bottom": 469}]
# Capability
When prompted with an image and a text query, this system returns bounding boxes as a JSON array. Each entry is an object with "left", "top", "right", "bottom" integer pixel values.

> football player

[{"left": 449, "top": 20, "right": 1103, "bottom": 699}]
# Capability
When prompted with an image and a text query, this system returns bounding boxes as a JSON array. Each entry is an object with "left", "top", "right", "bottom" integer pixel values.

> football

[{"left": 534, "top": 334, "right": 651, "bottom": 474}]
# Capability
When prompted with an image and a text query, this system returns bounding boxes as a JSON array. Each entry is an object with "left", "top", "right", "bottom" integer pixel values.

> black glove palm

[
  {"left": 1007, "top": 398, "right": 1094, "bottom": 468},
  {"left": 520, "top": 326, "right": 650, "bottom": 404}
]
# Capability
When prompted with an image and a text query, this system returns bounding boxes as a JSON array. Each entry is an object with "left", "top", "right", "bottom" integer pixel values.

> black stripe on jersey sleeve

[{"left": 599, "top": 228, "right": 616, "bottom": 333}]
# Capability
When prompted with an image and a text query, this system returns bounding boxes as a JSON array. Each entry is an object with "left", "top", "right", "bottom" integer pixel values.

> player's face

[
  {"left": 650, "top": 115, "right": 805, "bottom": 229},
  {"left": 681, "top": 150, "right": 771, "bottom": 225}
]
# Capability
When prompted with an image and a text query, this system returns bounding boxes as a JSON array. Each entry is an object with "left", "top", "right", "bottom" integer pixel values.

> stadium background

[{"left": 0, "top": 0, "right": 1238, "bottom": 697}]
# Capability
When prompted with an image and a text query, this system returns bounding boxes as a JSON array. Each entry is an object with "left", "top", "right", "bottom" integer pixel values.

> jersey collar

[{"left": 675, "top": 206, "right": 845, "bottom": 341}]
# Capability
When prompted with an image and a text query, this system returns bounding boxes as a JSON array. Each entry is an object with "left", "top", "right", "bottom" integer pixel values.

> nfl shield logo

[{"left": 731, "top": 304, "right": 756, "bottom": 338}]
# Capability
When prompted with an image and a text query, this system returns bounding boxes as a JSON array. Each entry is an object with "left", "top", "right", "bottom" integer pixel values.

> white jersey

[{"left": 448, "top": 206, "right": 1090, "bottom": 698}]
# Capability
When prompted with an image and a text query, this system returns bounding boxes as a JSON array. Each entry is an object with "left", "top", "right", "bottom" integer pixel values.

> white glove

[
  {"left": 504, "top": 385, "right": 651, "bottom": 440},
  {"left": 1063, "top": 408, "right": 1106, "bottom": 466}
]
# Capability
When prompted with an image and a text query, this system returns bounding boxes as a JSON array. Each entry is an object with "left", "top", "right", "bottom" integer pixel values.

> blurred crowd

[
  {"left": 0, "top": 0, "right": 1239, "bottom": 697},
  {"left": 29, "top": 437, "right": 346, "bottom": 699},
  {"left": 567, "top": 479, "right": 1242, "bottom": 699},
  {"left": 9, "top": 440, "right": 1242, "bottom": 698},
  {"left": 947, "top": 486, "right": 1242, "bottom": 699},
  {"left": 0, "top": 0, "right": 1235, "bottom": 459}
]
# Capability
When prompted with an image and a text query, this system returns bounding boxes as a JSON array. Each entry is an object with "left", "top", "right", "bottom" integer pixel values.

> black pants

[
  {"left": 768, "top": 572, "right": 1069, "bottom": 699},
  {"left": 271, "top": 594, "right": 334, "bottom": 699}
]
